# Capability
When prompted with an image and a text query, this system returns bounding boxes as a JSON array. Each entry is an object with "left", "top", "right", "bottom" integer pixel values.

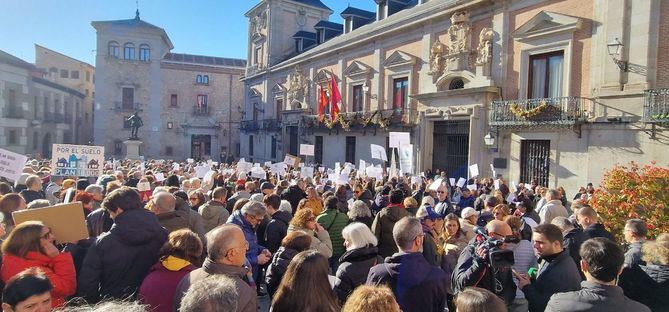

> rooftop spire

[{"left": 135, "top": 0, "right": 140, "bottom": 20}]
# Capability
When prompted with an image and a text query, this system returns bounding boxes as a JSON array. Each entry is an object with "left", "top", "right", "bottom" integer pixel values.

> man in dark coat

[
  {"left": 199, "top": 187, "right": 229, "bottom": 234},
  {"left": 453, "top": 220, "right": 517, "bottom": 305},
  {"left": 372, "top": 190, "right": 409, "bottom": 257},
  {"left": 516, "top": 224, "right": 582, "bottom": 312},
  {"left": 552, "top": 216, "right": 587, "bottom": 278},
  {"left": 623, "top": 219, "right": 647, "bottom": 268},
  {"left": 18, "top": 175, "right": 45, "bottom": 204},
  {"left": 576, "top": 206, "right": 615, "bottom": 241},
  {"left": 367, "top": 217, "right": 448, "bottom": 312},
  {"left": 434, "top": 183, "right": 454, "bottom": 217},
  {"left": 545, "top": 238, "right": 650, "bottom": 312},
  {"left": 263, "top": 194, "right": 291, "bottom": 254},
  {"left": 280, "top": 180, "right": 306, "bottom": 212},
  {"left": 77, "top": 187, "right": 168, "bottom": 303}
]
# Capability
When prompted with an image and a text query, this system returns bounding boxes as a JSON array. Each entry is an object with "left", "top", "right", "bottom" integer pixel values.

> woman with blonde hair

[
  {"left": 287, "top": 208, "right": 333, "bottom": 258},
  {"left": 342, "top": 285, "right": 400, "bottom": 312},
  {"left": 619, "top": 233, "right": 669, "bottom": 311},
  {"left": 492, "top": 204, "right": 510, "bottom": 221},
  {"left": 1, "top": 221, "right": 76, "bottom": 308},
  {"left": 304, "top": 186, "right": 324, "bottom": 216}
]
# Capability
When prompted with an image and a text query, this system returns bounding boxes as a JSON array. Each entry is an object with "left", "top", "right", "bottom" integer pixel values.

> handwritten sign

[
  {"left": 389, "top": 132, "right": 410, "bottom": 148},
  {"left": 299, "top": 144, "right": 315, "bottom": 156},
  {"left": 370, "top": 144, "right": 387, "bottom": 161},
  {"left": 283, "top": 154, "right": 301, "bottom": 168},
  {"left": 51, "top": 144, "right": 105, "bottom": 177},
  {"left": 0, "top": 148, "right": 28, "bottom": 182}
]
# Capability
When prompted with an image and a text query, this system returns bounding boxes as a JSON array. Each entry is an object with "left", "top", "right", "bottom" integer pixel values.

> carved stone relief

[
  {"left": 445, "top": 11, "right": 472, "bottom": 72},
  {"left": 476, "top": 28, "right": 494, "bottom": 65},
  {"left": 250, "top": 10, "right": 267, "bottom": 37},
  {"left": 428, "top": 38, "right": 446, "bottom": 77},
  {"left": 287, "top": 66, "right": 309, "bottom": 109}
]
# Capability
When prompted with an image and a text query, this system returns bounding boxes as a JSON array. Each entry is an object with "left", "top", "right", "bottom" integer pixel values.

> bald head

[
  {"left": 206, "top": 224, "right": 245, "bottom": 262},
  {"left": 486, "top": 220, "right": 513, "bottom": 237},
  {"left": 153, "top": 192, "right": 176, "bottom": 213}
]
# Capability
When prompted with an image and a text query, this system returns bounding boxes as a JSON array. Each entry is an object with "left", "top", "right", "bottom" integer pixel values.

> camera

[{"left": 473, "top": 226, "right": 518, "bottom": 269}]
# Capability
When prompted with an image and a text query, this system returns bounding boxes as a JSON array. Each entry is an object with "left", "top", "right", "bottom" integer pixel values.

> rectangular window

[
  {"left": 165, "top": 146, "right": 174, "bottom": 156},
  {"left": 122, "top": 87, "right": 134, "bottom": 110},
  {"left": 71, "top": 70, "right": 79, "bottom": 79},
  {"left": 276, "top": 98, "right": 283, "bottom": 120},
  {"left": 345, "top": 136, "right": 356, "bottom": 164},
  {"left": 520, "top": 140, "right": 551, "bottom": 187},
  {"left": 249, "top": 135, "right": 254, "bottom": 156},
  {"left": 60, "top": 69, "right": 69, "bottom": 78},
  {"left": 34, "top": 96, "right": 38, "bottom": 119},
  {"left": 7, "top": 89, "right": 18, "bottom": 118},
  {"left": 43, "top": 97, "right": 49, "bottom": 120},
  {"left": 85, "top": 89, "right": 89, "bottom": 97},
  {"left": 170, "top": 94, "right": 178, "bottom": 107},
  {"left": 254, "top": 46, "right": 262, "bottom": 65},
  {"left": 139, "top": 47, "right": 150, "bottom": 62},
  {"left": 392, "top": 77, "right": 409, "bottom": 110},
  {"left": 86, "top": 71, "right": 91, "bottom": 82},
  {"left": 315, "top": 136, "right": 323, "bottom": 164},
  {"left": 8, "top": 130, "right": 17, "bottom": 145},
  {"left": 196, "top": 95, "right": 208, "bottom": 114},
  {"left": 114, "top": 141, "right": 122, "bottom": 155},
  {"left": 271, "top": 136, "right": 277, "bottom": 159},
  {"left": 352, "top": 85, "right": 363, "bottom": 112},
  {"left": 529, "top": 51, "right": 564, "bottom": 98}
]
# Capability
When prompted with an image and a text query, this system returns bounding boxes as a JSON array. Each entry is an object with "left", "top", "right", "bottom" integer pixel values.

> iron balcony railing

[
  {"left": 302, "top": 108, "right": 419, "bottom": 130},
  {"left": 193, "top": 105, "right": 209, "bottom": 116},
  {"left": 261, "top": 119, "right": 282, "bottom": 132},
  {"left": 240, "top": 120, "right": 260, "bottom": 132},
  {"left": 4, "top": 109, "right": 23, "bottom": 119},
  {"left": 490, "top": 97, "right": 588, "bottom": 127},
  {"left": 643, "top": 88, "right": 669, "bottom": 123}
]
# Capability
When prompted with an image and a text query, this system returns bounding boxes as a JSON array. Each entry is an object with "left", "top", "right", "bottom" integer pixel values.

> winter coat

[
  {"left": 77, "top": 208, "right": 168, "bottom": 303},
  {"left": 453, "top": 244, "right": 517, "bottom": 305},
  {"left": 265, "top": 247, "right": 298, "bottom": 298},
  {"left": 173, "top": 258, "right": 257, "bottom": 312},
  {"left": 198, "top": 199, "right": 229, "bottom": 233},
  {"left": 372, "top": 204, "right": 408, "bottom": 257},
  {"left": 367, "top": 252, "right": 448, "bottom": 312},
  {"left": 226, "top": 191, "right": 250, "bottom": 214},
  {"left": 138, "top": 256, "right": 197, "bottom": 312},
  {"left": 357, "top": 189, "right": 374, "bottom": 210},
  {"left": 334, "top": 245, "right": 383, "bottom": 303},
  {"left": 421, "top": 228, "right": 441, "bottom": 267},
  {"left": 264, "top": 210, "right": 292, "bottom": 254},
  {"left": 563, "top": 227, "right": 587, "bottom": 276},
  {"left": 546, "top": 281, "right": 651, "bottom": 312},
  {"left": 287, "top": 224, "right": 333, "bottom": 258},
  {"left": 156, "top": 211, "right": 191, "bottom": 234},
  {"left": 1, "top": 251, "right": 76, "bottom": 307},
  {"left": 350, "top": 216, "right": 373, "bottom": 228},
  {"left": 371, "top": 194, "right": 389, "bottom": 214},
  {"left": 281, "top": 185, "right": 306, "bottom": 212},
  {"left": 434, "top": 199, "right": 455, "bottom": 217},
  {"left": 86, "top": 208, "right": 113, "bottom": 237},
  {"left": 227, "top": 210, "right": 266, "bottom": 275},
  {"left": 521, "top": 251, "right": 582, "bottom": 312},
  {"left": 584, "top": 223, "right": 616, "bottom": 242},
  {"left": 456, "top": 196, "right": 475, "bottom": 211},
  {"left": 443, "top": 233, "right": 470, "bottom": 290},
  {"left": 316, "top": 208, "right": 350, "bottom": 257},
  {"left": 174, "top": 197, "right": 206, "bottom": 244},
  {"left": 20, "top": 189, "right": 46, "bottom": 204},
  {"left": 624, "top": 241, "right": 646, "bottom": 268},
  {"left": 539, "top": 200, "right": 568, "bottom": 224},
  {"left": 619, "top": 263, "right": 669, "bottom": 312}
]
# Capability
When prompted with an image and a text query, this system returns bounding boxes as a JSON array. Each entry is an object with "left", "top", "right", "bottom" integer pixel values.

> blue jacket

[{"left": 227, "top": 210, "right": 266, "bottom": 268}]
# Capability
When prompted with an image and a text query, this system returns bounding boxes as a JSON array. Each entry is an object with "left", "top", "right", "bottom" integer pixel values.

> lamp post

[
  {"left": 484, "top": 130, "right": 498, "bottom": 152},
  {"left": 362, "top": 81, "right": 378, "bottom": 99},
  {"left": 607, "top": 38, "right": 628, "bottom": 72}
]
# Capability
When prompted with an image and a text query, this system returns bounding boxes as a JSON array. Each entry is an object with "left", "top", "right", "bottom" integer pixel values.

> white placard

[
  {"left": 300, "top": 166, "right": 314, "bottom": 179},
  {"left": 318, "top": 166, "right": 325, "bottom": 173},
  {"left": 237, "top": 162, "right": 252, "bottom": 174},
  {"left": 428, "top": 178, "right": 443, "bottom": 191},
  {"left": 347, "top": 198, "right": 355, "bottom": 208},
  {"left": 359, "top": 159, "right": 366, "bottom": 172},
  {"left": 466, "top": 184, "right": 478, "bottom": 191},
  {"left": 251, "top": 167, "right": 266, "bottom": 179},
  {"left": 389, "top": 132, "right": 410, "bottom": 148},
  {"left": 411, "top": 176, "right": 421, "bottom": 185},
  {"left": 154, "top": 173, "right": 166, "bottom": 182},
  {"left": 253, "top": 163, "right": 260, "bottom": 168},
  {"left": 399, "top": 144, "right": 413, "bottom": 175},
  {"left": 0, "top": 148, "right": 28, "bottom": 182},
  {"left": 511, "top": 181, "right": 517, "bottom": 192},
  {"left": 494, "top": 179, "right": 501, "bottom": 190},
  {"left": 370, "top": 144, "right": 388, "bottom": 161},
  {"left": 137, "top": 181, "right": 151, "bottom": 192},
  {"left": 469, "top": 164, "right": 480, "bottom": 178},
  {"left": 51, "top": 144, "right": 105, "bottom": 177},
  {"left": 195, "top": 166, "right": 209, "bottom": 178},
  {"left": 456, "top": 178, "right": 467, "bottom": 188},
  {"left": 264, "top": 161, "right": 272, "bottom": 167},
  {"left": 299, "top": 144, "right": 315, "bottom": 156},
  {"left": 449, "top": 178, "right": 456, "bottom": 187},
  {"left": 283, "top": 154, "right": 301, "bottom": 167},
  {"left": 187, "top": 158, "right": 195, "bottom": 164},
  {"left": 172, "top": 163, "right": 180, "bottom": 171}
]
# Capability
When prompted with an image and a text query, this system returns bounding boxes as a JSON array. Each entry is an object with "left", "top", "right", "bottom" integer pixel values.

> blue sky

[{"left": 1, "top": 0, "right": 377, "bottom": 65}]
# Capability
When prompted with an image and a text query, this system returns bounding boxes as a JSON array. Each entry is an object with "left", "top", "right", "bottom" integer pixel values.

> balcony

[
  {"left": 43, "top": 113, "right": 53, "bottom": 122},
  {"left": 240, "top": 120, "right": 260, "bottom": 133},
  {"left": 490, "top": 97, "right": 588, "bottom": 127},
  {"left": 302, "top": 108, "right": 419, "bottom": 132},
  {"left": 193, "top": 105, "right": 209, "bottom": 116},
  {"left": 261, "top": 119, "right": 282, "bottom": 132},
  {"left": 3, "top": 110, "right": 23, "bottom": 119},
  {"left": 643, "top": 88, "right": 669, "bottom": 123},
  {"left": 113, "top": 101, "right": 140, "bottom": 112},
  {"left": 54, "top": 113, "right": 65, "bottom": 123}
]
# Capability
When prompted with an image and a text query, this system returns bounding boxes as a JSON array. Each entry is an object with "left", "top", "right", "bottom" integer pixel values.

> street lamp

[
  {"left": 483, "top": 132, "right": 495, "bottom": 146},
  {"left": 607, "top": 38, "right": 628, "bottom": 72},
  {"left": 362, "top": 81, "right": 378, "bottom": 99}
]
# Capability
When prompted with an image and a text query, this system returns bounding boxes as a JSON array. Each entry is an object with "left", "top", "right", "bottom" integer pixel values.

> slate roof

[
  {"left": 341, "top": 7, "right": 376, "bottom": 19},
  {"left": 314, "top": 20, "right": 343, "bottom": 30},
  {"left": 293, "top": 0, "right": 331, "bottom": 11},
  {"left": 292, "top": 31, "right": 317, "bottom": 40},
  {"left": 0, "top": 49, "right": 36, "bottom": 70},
  {"left": 163, "top": 53, "right": 246, "bottom": 68}
]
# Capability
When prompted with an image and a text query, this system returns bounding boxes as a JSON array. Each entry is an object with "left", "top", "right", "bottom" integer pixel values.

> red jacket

[
  {"left": 138, "top": 257, "right": 197, "bottom": 312},
  {"left": 1, "top": 251, "right": 76, "bottom": 307}
]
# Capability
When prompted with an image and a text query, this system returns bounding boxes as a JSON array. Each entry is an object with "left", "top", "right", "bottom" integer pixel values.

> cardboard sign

[
  {"left": 370, "top": 144, "right": 388, "bottom": 161},
  {"left": 389, "top": 132, "right": 410, "bottom": 148},
  {"left": 300, "top": 166, "right": 314, "bottom": 179},
  {"left": 283, "top": 154, "right": 301, "bottom": 168},
  {"left": 52, "top": 144, "right": 105, "bottom": 177},
  {"left": 13, "top": 203, "right": 88, "bottom": 244},
  {"left": 0, "top": 147, "right": 28, "bottom": 182},
  {"left": 428, "top": 178, "right": 443, "bottom": 191},
  {"left": 137, "top": 181, "right": 151, "bottom": 192},
  {"left": 469, "top": 164, "right": 479, "bottom": 178},
  {"left": 299, "top": 144, "right": 315, "bottom": 156}
]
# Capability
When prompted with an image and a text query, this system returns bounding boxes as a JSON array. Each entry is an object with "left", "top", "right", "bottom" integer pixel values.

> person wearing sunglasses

[{"left": 1, "top": 221, "right": 75, "bottom": 308}]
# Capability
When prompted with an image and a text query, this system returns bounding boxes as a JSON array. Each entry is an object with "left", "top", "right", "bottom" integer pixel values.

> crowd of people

[{"left": 0, "top": 157, "right": 666, "bottom": 312}]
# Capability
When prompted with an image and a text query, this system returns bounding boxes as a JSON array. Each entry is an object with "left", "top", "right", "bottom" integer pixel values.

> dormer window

[{"left": 316, "top": 29, "right": 323, "bottom": 44}]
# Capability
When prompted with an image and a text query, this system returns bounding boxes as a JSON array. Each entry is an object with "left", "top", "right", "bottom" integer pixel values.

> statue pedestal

[{"left": 123, "top": 140, "right": 142, "bottom": 160}]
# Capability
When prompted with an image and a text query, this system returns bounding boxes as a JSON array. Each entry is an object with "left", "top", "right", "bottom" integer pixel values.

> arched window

[
  {"left": 108, "top": 41, "right": 119, "bottom": 58},
  {"left": 124, "top": 43, "right": 135, "bottom": 60},
  {"left": 203, "top": 75, "right": 209, "bottom": 84},
  {"left": 139, "top": 44, "right": 150, "bottom": 62},
  {"left": 196, "top": 75, "right": 203, "bottom": 84},
  {"left": 449, "top": 78, "right": 465, "bottom": 90}
]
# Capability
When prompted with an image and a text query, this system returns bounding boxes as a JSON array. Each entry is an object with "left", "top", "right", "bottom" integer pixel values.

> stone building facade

[
  {"left": 92, "top": 12, "right": 245, "bottom": 161},
  {"left": 240, "top": 0, "right": 669, "bottom": 193},
  {"left": 0, "top": 50, "right": 85, "bottom": 157}
]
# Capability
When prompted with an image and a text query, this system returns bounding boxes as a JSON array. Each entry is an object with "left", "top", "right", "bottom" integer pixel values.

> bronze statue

[{"left": 127, "top": 111, "right": 143, "bottom": 139}]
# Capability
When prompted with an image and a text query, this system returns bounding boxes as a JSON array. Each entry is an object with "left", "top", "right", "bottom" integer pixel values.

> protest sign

[
  {"left": 0, "top": 147, "right": 28, "bottom": 182},
  {"left": 370, "top": 144, "right": 388, "bottom": 161},
  {"left": 466, "top": 184, "right": 478, "bottom": 191},
  {"left": 137, "top": 182, "right": 152, "bottom": 202},
  {"left": 251, "top": 166, "right": 266, "bottom": 179},
  {"left": 318, "top": 166, "right": 325, "bottom": 173},
  {"left": 264, "top": 161, "right": 272, "bottom": 167},
  {"left": 428, "top": 178, "right": 443, "bottom": 191},
  {"left": 195, "top": 166, "right": 209, "bottom": 178},
  {"left": 13, "top": 203, "right": 88, "bottom": 244},
  {"left": 154, "top": 173, "right": 166, "bottom": 182},
  {"left": 449, "top": 178, "right": 456, "bottom": 187},
  {"left": 469, "top": 164, "right": 479, "bottom": 178},
  {"left": 494, "top": 179, "right": 500, "bottom": 190},
  {"left": 399, "top": 144, "right": 413, "bottom": 175},
  {"left": 187, "top": 158, "right": 195, "bottom": 164},
  {"left": 456, "top": 177, "right": 467, "bottom": 188},
  {"left": 411, "top": 176, "right": 421, "bottom": 185},
  {"left": 389, "top": 132, "right": 410, "bottom": 148},
  {"left": 52, "top": 144, "right": 105, "bottom": 177},
  {"left": 300, "top": 166, "right": 314, "bottom": 179},
  {"left": 283, "top": 154, "right": 301, "bottom": 168},
  {"left": 299, "top": 144, "right": 315, "bottom": 156}
]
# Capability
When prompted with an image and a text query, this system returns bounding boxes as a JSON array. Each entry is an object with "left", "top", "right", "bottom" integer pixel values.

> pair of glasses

[{"left": 189, "top": 197, "right": 198, "bottom": 201}]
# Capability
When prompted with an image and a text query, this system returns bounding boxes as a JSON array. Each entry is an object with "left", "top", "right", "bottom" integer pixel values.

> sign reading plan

[{"left": 52, "top": 144, "right": 105, "bottom": 177}]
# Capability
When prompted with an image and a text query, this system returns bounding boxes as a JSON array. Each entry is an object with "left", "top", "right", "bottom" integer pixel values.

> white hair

[
  {"left": 421, "top": 196, "right": 435, "bottom": 207},
  {"left": 348, "top": 200, "right": 372, "bottom": 219},
  {"left": 342, "top": 222, "right": 378, "bottom": 250},
  {"left": 152, "top": 186, "right": 169, "bottom": 196},
  {"left": 278, "top": 200, "right": 293, "bottom": 214}
]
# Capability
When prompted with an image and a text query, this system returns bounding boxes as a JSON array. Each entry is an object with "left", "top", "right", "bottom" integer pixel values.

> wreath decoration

[
  {"left": 339, "top": 114, "right": 351, "bottom": 131},
  {"left": 323, "top": 116, "right": 338, "bottom": 129},
  {"left": 510, "top": 100, "right": 550, "bottom": 119}
]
